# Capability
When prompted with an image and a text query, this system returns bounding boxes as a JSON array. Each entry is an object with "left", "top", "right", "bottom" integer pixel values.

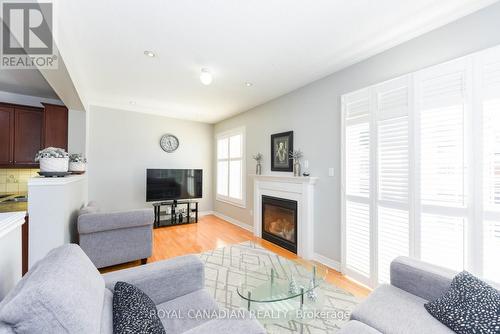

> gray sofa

[
  {"left": 0, "top": 244, "right": 265, "bottom": 334},
  {"left": 78, "top": 201, "right": 154, "bottom": 268},
  {"left": 339, "top": 256, "right": 499, "bottom": 334}
]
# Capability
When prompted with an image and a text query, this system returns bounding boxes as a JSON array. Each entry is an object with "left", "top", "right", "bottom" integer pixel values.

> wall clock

[{"left": 160, "top": 134, "right": 179, "bottom": 153}]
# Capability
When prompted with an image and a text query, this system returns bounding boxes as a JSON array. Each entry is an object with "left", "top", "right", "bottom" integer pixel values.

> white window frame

[{"left": 216, "top": 127, "right": 246, "bottom": 208}]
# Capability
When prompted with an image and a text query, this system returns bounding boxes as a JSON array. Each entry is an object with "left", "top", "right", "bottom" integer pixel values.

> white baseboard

[
  {"left": 212, "top": 211, "right": 253, "bottom": 232},
  {"left": 198, "top": 210, "right": 215, "bottom": 217},
  {"left": 314, "top": 253, "right": 341, "bottom": 271}
]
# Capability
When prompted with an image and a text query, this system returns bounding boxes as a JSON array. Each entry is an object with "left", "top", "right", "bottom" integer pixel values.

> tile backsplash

[{"left": 0, "top": 169, "right": 39, "bottom": 194}]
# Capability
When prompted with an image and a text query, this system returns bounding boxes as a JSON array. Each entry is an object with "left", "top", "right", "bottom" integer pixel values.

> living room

[{"left": 1, "top": 1, "right": 499, "bottom": 333}]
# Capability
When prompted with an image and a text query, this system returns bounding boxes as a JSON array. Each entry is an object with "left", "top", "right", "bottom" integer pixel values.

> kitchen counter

[
  {"left": 0, "top": 211, "right": 26, "bottom": 237},
  {"left": 0, "top": 193, "right": 28, "bottom": 213},
  {"left": 0, "top": 211, "right": 26, "bottom": 299}
]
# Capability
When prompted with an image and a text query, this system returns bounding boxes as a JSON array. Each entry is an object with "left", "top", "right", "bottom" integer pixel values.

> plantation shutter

[
  {"left": 479, "top": 47, "right": 500, "bottom": 282},
  {"left": 343, "top": 89, "right": 371, "bottom": 283},
  {"left": 414, "top": 59, "right": 469, "bottom": 271},
  {"left": 375, "top": 76, "right": 411, "bottom": 283},
  {"left": 216, "top": 128, "right": 245, "bottom": 207},
  {"left": 342, "top": 45, "right": 500, "bottom": 288}
]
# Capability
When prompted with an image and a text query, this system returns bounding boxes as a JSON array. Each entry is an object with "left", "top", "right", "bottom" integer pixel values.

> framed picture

[{"left": 271, "top": 131, "right": 293, "bottom": 172}]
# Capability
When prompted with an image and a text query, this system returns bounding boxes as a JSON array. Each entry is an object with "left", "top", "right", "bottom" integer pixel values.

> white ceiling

[{"left": 55, "top": 0, "right": 497, "bottom": 123}]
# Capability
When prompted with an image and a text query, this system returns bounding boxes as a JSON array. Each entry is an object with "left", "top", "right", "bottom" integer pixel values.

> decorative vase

[
  {"left": 256, "top": 163, "right": 262, "bottom": 175},
  {"left": 293, "top": 160, "right": 301, "bottom": 177},
  {"left": 69, "top": 161, "right": 86, "bottom": 173},
  {"left": 39, "top": 157, "right": 69, "bottom": 172}
]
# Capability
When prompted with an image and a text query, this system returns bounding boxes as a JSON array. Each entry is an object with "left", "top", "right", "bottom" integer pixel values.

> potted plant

[
  {"left": 289, "top": 149, "right": 303, "bottom": 177},
  {"left": 252, "top": 153, "right": 263, "bottom": 175},
  {"left": 69, "top": 154, "right": 87, "bottom": 173},
  {"left": 35, "top": 147, "right": 69, "bottom": 172}
]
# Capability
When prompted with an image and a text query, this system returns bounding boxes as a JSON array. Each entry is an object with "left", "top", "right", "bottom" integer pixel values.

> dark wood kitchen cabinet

[
  {"left": 0, "top": 101, "right": 67, "bottom": 168},
  {"left": 14, "top": 107, "right": 44, "bottom": 166},
  {"left": 42, "top": 103, "right": 68, "bottom": 150},
  {"left": 0, "top": 105, "right": 14, "bottom": 165}
]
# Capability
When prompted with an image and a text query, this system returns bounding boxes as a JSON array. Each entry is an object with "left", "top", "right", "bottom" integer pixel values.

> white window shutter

[
  {"left": 375, "top": 76, "right": 410, "bottom": 283},
  {"left": 341, "top": 45, "right": 500, "bottom": 287},
  {"left": 216, "top": 129, "right": 245, "bottom": 206},
  {"left": 479, "top": 46, "right": 500, "bottom": 282},
  {"left": 415, "top": 58, "right": 468, "bottom": 272},
  {"left": 343, "top": 89, "right": 371, "bottom": 282}
]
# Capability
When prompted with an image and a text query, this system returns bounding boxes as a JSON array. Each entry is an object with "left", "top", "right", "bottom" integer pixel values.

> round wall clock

[{"left": 160, "top": 134, "right": 179, "bottom": 153}]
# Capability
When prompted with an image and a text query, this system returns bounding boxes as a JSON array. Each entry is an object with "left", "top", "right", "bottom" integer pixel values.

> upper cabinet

[
  {"left": 0, "top": 105, "right": 14, "bottom": 165},
  {"left": 42, "top": 103, "right": 68, "bottom": 150},
  {"left": 14, "top": 107, "right": 44, "bottom": 166},
  {"left": 0, "top": 102, "right": 68, "bottom": 168}
]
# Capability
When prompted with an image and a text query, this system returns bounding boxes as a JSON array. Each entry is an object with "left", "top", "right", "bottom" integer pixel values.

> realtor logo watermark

[{"left": 1, "top": 1, "right": 58, "bottom": 69}]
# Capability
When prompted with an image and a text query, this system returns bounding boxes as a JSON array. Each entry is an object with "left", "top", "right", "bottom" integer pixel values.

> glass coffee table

[{"left": 237, "top": 258, "right": 327, "bottom": 322}]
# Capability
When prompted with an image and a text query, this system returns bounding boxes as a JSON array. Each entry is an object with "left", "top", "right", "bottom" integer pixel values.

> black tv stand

[{"left": 152, "top": 200, "right": 199, "bottom": 228}]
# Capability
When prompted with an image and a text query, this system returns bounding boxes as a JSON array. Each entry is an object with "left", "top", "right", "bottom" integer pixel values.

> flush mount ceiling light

[
  {"left": 143, "top": 50, "right": 155, "bottom": 57},
  {"left": 200, "top": 68, "right": 213, "bottom": 85},
  {"left": 245, "top": 82, "right": 253, "bottom": 87},
  {"left": 129, "top": 101, "right": 137, "bottom": 105}
]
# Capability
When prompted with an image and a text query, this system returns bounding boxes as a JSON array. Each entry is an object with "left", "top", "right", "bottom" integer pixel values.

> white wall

[
  {"left": 87, "top": 105, "right": 213, "bottom": 212},
  {"left": 214, "top": 2, "right": 500, "bottom": 263},
  {"left": 68, "top": 109, "right": 86, "bottom": 155}
]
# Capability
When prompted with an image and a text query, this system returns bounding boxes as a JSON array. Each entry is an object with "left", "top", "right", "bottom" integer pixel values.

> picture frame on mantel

[{"left": 271, "top": 131, "right": 293, "bottom": 172}]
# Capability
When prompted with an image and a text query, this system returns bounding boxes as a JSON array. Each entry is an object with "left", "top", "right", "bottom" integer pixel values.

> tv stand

[{"left": 152, "top": 200, "right": 199, "bottom": 228}]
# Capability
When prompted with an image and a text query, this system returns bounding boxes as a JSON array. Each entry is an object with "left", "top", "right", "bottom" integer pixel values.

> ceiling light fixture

[
  {"left": 200, "top": 68, "right": 213, "bottom": 85},
  {"left": 129, "top": 101, "right": 137, "bottom": 105},
  {"left": 143, "top": 50, "right": 155, "bottom": 57},
  {"left": 245, "top": 82, "right": 253, "bottom": 87}
]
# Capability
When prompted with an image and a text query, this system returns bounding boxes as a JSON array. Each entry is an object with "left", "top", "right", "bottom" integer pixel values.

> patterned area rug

[{"left": 198, "top": 242, "right": 360, "bottom": 333}]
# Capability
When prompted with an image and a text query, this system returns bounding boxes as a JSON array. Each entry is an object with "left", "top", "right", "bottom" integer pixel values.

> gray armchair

[{"left": 77, "top": 202, "right": 154, "bottom": 268}]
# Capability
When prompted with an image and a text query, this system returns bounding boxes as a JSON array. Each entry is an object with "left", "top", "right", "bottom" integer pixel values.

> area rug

[{"left": 198, "top": 242, "right": 360, "bottom": 333}]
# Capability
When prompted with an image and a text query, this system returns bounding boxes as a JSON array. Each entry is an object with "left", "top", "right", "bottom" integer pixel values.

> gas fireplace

[{"left": 261, "top": 195, "right": 297, "bottom": 253}]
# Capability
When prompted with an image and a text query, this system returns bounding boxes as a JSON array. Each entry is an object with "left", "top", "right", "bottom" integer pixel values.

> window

[
  {"left": 342, "top": 45, "right": 500, "bottom": 287},
  {"left": 216, "top": 128, "right": 245, "bottom": 207}
]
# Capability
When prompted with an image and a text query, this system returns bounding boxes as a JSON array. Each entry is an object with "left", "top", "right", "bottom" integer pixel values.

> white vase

[
  {"left": 69, "top": 161, "right": 86, "bottom": 172},
  {"left": 39, "top": 157, "right": 69, "bottom": 172}
]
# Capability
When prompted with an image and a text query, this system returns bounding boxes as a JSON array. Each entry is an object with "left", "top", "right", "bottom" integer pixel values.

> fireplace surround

[
  {"left": 262, "top": 195, "right": 297, "bottom": 253},
  {"left": 253, "top": 174, "right": 318, "bottom": 259}
]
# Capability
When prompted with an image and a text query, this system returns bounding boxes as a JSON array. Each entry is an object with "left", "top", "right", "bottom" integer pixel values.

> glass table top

[{"left": 237, "top": 257, "right": 328, "bottom": 303}]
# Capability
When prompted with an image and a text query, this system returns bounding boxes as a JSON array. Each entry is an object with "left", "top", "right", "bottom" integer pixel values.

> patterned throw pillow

[
  {"left": 424, "top": 271, "right": 500, "bottom": 334},
  {"left": 113, "top": 281, "right": 166, "bottom": 334}
]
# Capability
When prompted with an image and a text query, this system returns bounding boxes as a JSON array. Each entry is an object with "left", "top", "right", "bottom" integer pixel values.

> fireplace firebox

[{"left": 261, "top": 195, "right": 297, "bottom": 253}]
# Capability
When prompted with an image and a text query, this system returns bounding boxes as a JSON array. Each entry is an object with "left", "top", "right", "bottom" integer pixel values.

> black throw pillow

[
  {"left": 424, "top": 271, "right": 500, "bottom": 334},
  {"left": 113, "top": 281, "right": 166, "bottom": 334}
]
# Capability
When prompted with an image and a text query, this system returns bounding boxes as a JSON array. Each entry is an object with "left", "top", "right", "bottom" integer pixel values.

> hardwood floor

[{"left": 100, "top": 214, "right": 371, "bottom": 298}]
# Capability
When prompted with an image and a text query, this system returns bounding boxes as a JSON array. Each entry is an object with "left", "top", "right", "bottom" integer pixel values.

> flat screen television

[{"left": 146, "top": 169, "right": 202, "bottom": 202}]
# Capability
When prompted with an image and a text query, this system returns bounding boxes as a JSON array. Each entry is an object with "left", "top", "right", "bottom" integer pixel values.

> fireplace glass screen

[{"left": 262, "top": 195, "right": 297, "bottom": 253}]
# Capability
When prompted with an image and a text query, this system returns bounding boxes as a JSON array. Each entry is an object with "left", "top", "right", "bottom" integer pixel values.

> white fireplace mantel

[{"left": 252, "top": 174, "right": 318, "bottom": 259}]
